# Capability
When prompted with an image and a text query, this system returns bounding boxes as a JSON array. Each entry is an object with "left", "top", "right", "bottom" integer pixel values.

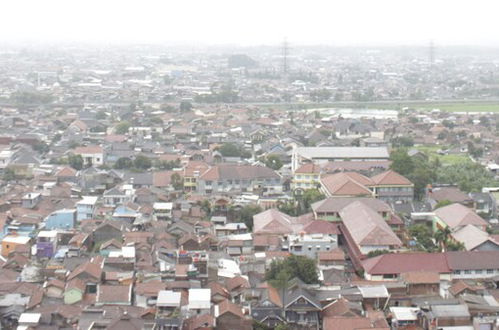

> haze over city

[{"left": 1, "top": 0, "right": 499, "bottom": 46}]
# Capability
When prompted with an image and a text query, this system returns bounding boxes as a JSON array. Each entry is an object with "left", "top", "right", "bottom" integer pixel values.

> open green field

[{"left": 414, "top": 145, "right": 472, "bottom": 166}]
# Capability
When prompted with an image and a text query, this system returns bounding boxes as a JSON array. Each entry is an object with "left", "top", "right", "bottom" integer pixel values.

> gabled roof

[
  {"left": 252, "top": 209, "right": 311, "bottom": 235},
  {"left": 200, "top": 164, "right": 279, "bottom": 181},
  {"left": 362, "top": 253, "right": 451, "bottom": 275},
  {"left": 434, "top": 203, "right": 488, "bottom": 229},
  {"left": 295, "top": 163, "right": 321, "bottom": 174},
  {"left": 340, "top": 202, "right": 401, "bottom": 247},
  {"left": 370, "top": 170, "right": 413, "bottom": 186},
  {"left": 312, "top": 197, "right": 391, "bottom": 214},
  {"left": 321, "top": 172, "right": 373, "bottom": 196},
  {"left": 302, "top": 220, "right": 339, "bottom": 235},
  {"left": 217, "top": 299, "right": 245, "bottom": 318},
  {"left": 451, "top": 224, "right": 496, "bottom": 250}
]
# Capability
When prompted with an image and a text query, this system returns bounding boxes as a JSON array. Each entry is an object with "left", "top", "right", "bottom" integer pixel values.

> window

[
  {"left": 475, "top": 270, "right": 483, "bottom": 274},
  {"left": 487, "top": 269, "right": 494, "bottom": 274},
  {"left": 464, "top": 270, "right": 472, "bottom": 274},
  {"left": 453, "top": 270, "right": 461, "bottom": 275}
]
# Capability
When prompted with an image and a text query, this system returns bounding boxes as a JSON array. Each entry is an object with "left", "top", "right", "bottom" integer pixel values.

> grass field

[{"left": 414, "top": 145, "right": 472, "bottom": 166}]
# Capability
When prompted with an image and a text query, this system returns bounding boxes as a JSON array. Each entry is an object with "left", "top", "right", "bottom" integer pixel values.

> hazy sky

[{"left": 0, "top": 0, "right": 497, "bottom": 46}]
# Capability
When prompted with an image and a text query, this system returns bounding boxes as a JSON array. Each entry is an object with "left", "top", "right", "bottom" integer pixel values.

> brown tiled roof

[
  {"left": 295, "top": 163, "right": 321, "bottom": 174},
  {"left": 318, "top": 248, "right": 345, "bottom": 262},
  {"left": 340, "top": 201, "right": 401, "bottom": 247},
  {"left": 208, "top": 282, "right": 230, "bottom": 300},
  {"left": 74, "top": 145, "right": 103, "bottom": 154},
  {"left": 362, "top": 253, "right": 451, "bottom": 275},
  {"left": 323, "top": 316, "right": 373, "bottom": 330},
  {"left": 67, "top": 260, "right": 102, "bottom": 281},
  {"left": 134, "top": 281, "right": 167, "bottom": 296},
  {"left": 303, "top": 220, "right": 339, "bottom": 235},
  {"left": 200, "top": 164, "right": 279, "bottom": 181},
  {"left": 434, "top": 203, "right": 488, "bottom": 229},
  {"left": 217, "top": 299, "right": 244, "bottom": 318},
  {"left": 401, "top": 271, "right": 440, "bottom": 284},
  {"left": 225, "top": 276, "right": 250, "bottom": 292},
  {"left": 97, "top": 284, "right": 132, "bottom": 304},
  {"left": 321, "top": 172, "right": 373, "bottom": 196},
  {"left": 56, "top": 167, "right": 77, "bottom": 177},
  {"left": 430, "top": 187, "right": 472, "bottom": 203},
  {"left": 371, "top": 170, "right": 412, "bottom": 186}
]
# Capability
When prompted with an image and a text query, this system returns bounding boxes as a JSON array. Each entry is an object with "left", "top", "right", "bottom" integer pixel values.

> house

[
  {"left": 285, "top": 232, "right": 338, "bottom": 259},
  {"left": 451, "top": 224, "right": 499, "bottom": 251},
  {"left": 45, "top": 209, "right": 76, "bottom": 230},
  {"left": 21, "top": 193, "right": 42, "bottom": 209},
  {"left": 95, "top": 284, "right": 132, "bottom": 306},
  {"left": 73, "top": 145, "right": 105, "bottom": 166},
  {"left": 1, "top": 235, "right": 31, "bottom": 258},
  {"left": 252, "top": 208, "right": 312, "bottom": 236},
  {"left": 311, "top": 197, "right": 392, "bottom": 222},
  {"left": 428, "top": 186, "right": 474, "bottom": 209},
  {"left": 135, "top": 281, "right": 167, "bottom": 308},
  {"left": 153, "top": 202, "right": 173, "bottom": 221},
  {"left": 76, "top": 196, "right": 98, "bottom": 221},
  {"left": 64, "top": 278, "right": 86, "bottom": 304},
  {"left": 433, "top": 203, "right": 488, "bottom": 232},
  {"left": 188, "top": 288, "right": 211, "bottom": 316},
  {"left": 370, "top": 170, "right": 414, "bottom": 202},
  {"left": 362, "top": 251, "right": 499, "bottom": 281},
  {"left": 251, "top": 286, "right": 284, "bottom": 328},
  {"left": 92, "top": 221, "right": 128, "bottom": 245},
  {"left": 339, "top": 201, "right": 402, "bottom": 267},
  {"left": 292, "top": 146, "right": 389, "bottom": 171},
  {"left": 320, "top": 170, "right": 413, "bottom": 202},
  {"left": 283, "top": 283, "right": 322, "bottom": 329},
  {"left": 214, "top": 299, "right": 252, "bottom": 330},
  {"left": 36, "top": 230, "right": 58, "bottom": 258},
  {"left": 197, "top": 164, "right": 281, "bottom": 195},
  {"left": 156, "top": 290, "right": 181, "bottom": 314},
  {"left": 292, "top": 163, "right": 321, "bottom": 192},
  {"left": 320, "top": 172, "right": 374, "bottom": 198}
]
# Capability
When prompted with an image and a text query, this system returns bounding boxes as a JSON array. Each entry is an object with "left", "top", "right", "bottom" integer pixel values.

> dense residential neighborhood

[{"left": 3, "top": 35, "right": 499, "bottom": 330}]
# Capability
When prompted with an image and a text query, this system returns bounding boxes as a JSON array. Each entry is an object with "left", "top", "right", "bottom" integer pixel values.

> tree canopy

[{"left": 265, "top": 255, "right": 319, "bottom": 284}]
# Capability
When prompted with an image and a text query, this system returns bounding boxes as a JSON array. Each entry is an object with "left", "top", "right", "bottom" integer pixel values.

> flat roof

[
  {"left": 157, "top": 290, "right": 181, "bottom": 307},
  {"left": 2, "top": 236, "right": 31, "bottom": 244},
  {"left": 296, "top": 146, "right": 389, "bottom": 159}
]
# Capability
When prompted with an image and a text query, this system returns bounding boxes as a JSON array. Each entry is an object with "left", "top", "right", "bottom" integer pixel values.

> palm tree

[
  {"left": 269, "top": 271, "right": 291, "bottom": 324},
  {"left": 434, "top": 227, "right": 452, "bottom": 252}
]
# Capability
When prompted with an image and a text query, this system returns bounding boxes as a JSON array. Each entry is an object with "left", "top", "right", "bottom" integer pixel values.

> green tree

[
  {"left": 434, "top": 199, "right": 452, "bottom": 209},
  {"left": 171, "top": 172, "right": 183, "bottom": 190},
  {"left": 96, "top": 110, "right": 107, "bottom": 120},
  {"left": 68, "top": 154, "right": 83, "bottom": 170},
  {"left": 300, "top": 189, "right": 325, "bottom": 212},
  {"left": 235, "top": 204, "right": 262, "bottom": 230},
  {"left": 409, "top": 224, "right": 437, "bottom": 252},
  {"left": 114, "top": 157, "right": 133, "bottom": 169},
  {"left": 133, "top": 155, "right": 152, "bottom": 170},
  {"left": 265, "top": 255, "right": 318, "bottom": 284},
  {"left": 390, "top": 149, "right": 415, "bottom": 176},
  {"left": 264, "top": 155, "right": 283, "bottom": 170},
  {"left": 434, "top": 227, "right": 452, "bottom": 252},
  {"left": 3, "top": 168, "right": 17, "bottom": 181},
  {"left": 179, "top": 101, "right": 193, "bottom": 112},
  {"left": 115, "top": 121, "right": 131, "bottom": 134}
]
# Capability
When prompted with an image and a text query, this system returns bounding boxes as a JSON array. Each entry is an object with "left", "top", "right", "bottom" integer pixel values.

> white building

[{"left": 76, "top": 196, "right": 98, "bottom": 221}]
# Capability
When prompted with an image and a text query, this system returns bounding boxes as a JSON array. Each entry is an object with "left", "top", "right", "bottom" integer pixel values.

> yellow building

[
  {"left": 2, "top": 235, "right": 31, "bottom": 257},
  {"left": 292, "top": 163, "right": 321, "bottom": 192}
]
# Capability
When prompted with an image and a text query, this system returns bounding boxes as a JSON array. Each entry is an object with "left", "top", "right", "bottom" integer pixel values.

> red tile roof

[{"left": 371, "top": 170, "right": 412, "bottom": 186}]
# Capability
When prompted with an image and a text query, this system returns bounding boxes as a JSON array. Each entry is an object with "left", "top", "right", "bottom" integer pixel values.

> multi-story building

[{"left": 76, "top": 196, "right": 98, "bottom": 221}]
